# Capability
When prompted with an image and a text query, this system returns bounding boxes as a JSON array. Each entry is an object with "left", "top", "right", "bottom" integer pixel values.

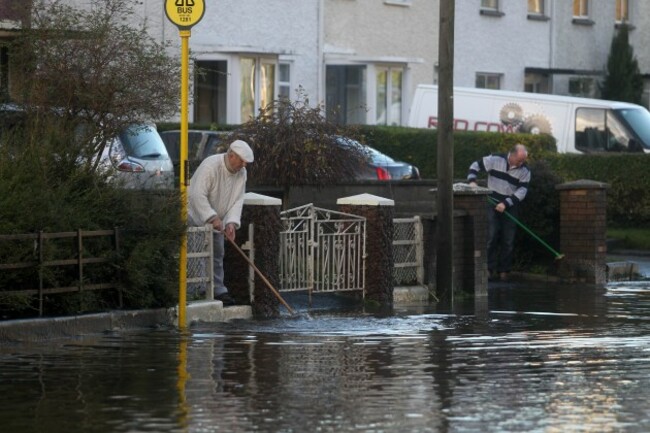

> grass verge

[{"left": 607, "top": 227, "right": 650, "bottom": 251}]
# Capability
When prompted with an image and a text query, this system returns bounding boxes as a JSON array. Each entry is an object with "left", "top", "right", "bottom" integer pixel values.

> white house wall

[
  {"left": 453, "top": 0, "right": 551, "bottom": 91},
  {"left": 129, "top": 0, "right": 650, "bottom": 123},
  {"left": 324, "top": 0, "right": 437, "bottom": 124},
  {"left": 140, "top": 0, "right": 321, "bottom": 123}
]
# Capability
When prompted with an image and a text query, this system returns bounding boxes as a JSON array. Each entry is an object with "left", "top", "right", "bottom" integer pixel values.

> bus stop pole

[{"left": 178, "top": 30, "right": 190, "bottom": 330}]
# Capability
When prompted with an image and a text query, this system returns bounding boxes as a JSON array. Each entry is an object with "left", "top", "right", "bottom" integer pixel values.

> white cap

[{"left": 229, "top": 140, "right": 254, "bottom": 163}]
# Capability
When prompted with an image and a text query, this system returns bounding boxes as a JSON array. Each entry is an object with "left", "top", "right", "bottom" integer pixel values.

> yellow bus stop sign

[{"left": 165, "top": 0, "right": 205, "bottom": 30}]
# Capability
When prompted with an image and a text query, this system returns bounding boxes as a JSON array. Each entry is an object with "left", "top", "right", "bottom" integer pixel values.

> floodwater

[{"left": 2, "top": 280, "right": 650, "bottom": 433}]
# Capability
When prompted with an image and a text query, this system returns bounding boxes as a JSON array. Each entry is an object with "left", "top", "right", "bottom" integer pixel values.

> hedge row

[
  {"left": 358, "top": 126, "right": 648, "bottom": 226},
  {"left": 163, "top": 122, "right": 644, "bottom": 226}
]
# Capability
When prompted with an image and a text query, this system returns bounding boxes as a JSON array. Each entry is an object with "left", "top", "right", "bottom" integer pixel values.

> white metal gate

[
  {"left": 392, "top": 216, "right": 424, "bottom": 286},
  {"left": 279, "top": 204, "right": 366, "bottom": 295}
]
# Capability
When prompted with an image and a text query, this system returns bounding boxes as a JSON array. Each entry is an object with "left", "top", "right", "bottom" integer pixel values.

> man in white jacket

[{"left": 188, "top": 139, "right": 254, "bottom": 305}]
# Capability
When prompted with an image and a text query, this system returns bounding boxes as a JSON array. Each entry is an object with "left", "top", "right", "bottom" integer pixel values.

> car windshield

[
  {"left": 118, "top": 125, "right": 168, "bottom": 159},
  {"left": 615, "top": 107, "right": 650, "bottom": 150},
  {"left": 365, "top": 146, "right": 396, "bottom": 164},
  {"left": 336, "top": 137, "right": 396, "bottom": 163}
]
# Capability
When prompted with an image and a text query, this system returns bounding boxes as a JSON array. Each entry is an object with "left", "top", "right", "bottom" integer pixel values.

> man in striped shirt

[{"left": 467, "top": 144, "right": 530, "bottom": 282}]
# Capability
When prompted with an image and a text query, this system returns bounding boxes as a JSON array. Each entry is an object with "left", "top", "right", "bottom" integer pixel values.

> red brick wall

[{"left": 557, "top": 181, "right": 609, "bottom": 284}]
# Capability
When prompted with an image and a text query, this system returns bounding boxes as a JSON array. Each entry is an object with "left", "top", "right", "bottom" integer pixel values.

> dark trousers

[{"left": 487, "top": 204, "right": 518, "bottom": 273}]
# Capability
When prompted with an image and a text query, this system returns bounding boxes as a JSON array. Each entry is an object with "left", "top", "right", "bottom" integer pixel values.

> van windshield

[{"left": 615, "top": 108, "right": 650, "bottom": 150}]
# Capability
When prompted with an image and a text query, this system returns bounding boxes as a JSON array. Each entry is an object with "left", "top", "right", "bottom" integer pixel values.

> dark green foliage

[
  {"left": 228, "top": 90, "right": 368, "bottom": 196},
  {"left": 513, "top": 159, "right": 563, "bottom": 272},
  {"left": 547, "top": 153, "right": 650, "bottom": 225},
  {"left": 111, "top": 190, "right": 184, "bottom": 309},
  {"left": 600, "top": 24, "right": 643, "bottom": 104},
  {"left": 1, "top": 115, "right": 183, "bottom": 314},
  {"left": 0, "top": 0, "right": 184, "bottom": 318},
  {"left": 356, "top": 125, "right": 557, "bottom": 179}
]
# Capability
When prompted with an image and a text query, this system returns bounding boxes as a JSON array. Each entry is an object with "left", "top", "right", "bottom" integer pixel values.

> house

[
  {"left": 142, "top": 0, "right": 437, "bottom": 127},
  {"left": 3, "top": 0, "right": 650, "bottom": 125},
  {"left": 455, "top": 0, "right": 650, "bottom": 107}
]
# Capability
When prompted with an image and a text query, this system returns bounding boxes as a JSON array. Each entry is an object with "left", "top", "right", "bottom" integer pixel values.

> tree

[
  {"left": 0, "top": 0, "right": 184, "bottom": 317},
  {"left": 230, "top": 88, "right": 369, "bottom": 205},
  {"left": 600, "top": 24, "right": 643, "bottom": 104},
  {"left": 11, "top": 0, "right": 181, "bottom": 169}
]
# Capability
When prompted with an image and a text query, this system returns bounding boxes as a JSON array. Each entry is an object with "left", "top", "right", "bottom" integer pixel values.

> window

[
  {"left": 194, "top": 60, "right": 228, "bottom": 125},
  {"left": 616, "top": 0, "right": 629, "bottom": 23},
  {"left": 278, "top": 63, "right": 292, "bottom": 101},
  {"left": 524, "top": 72, "right": 550, "bottom": 93},
  {"left": 376, "top": 67, "right": 403, "bottom": 126},
  {"left": 476, "top": 73, "right": 501, "bottom": 90},
  {"left": 569, "top": 77, "right": 594, "bottom": 97},
  {"left": 326, "top": 65, "right": 367, "bottom": 125},
  {"left": 573, "top": 0, "right": 589, "bottom": 18},
  {"left": 575, "top": 107, "right": 635, "bottom": 152},
  {"left": 240, "top": 57, "right": 276, "bottom": 122},
  {"left": 528, "top": 0, "right": 544, "bottom": 15},
  {"left": 480, "top": 0, "right": 504, "bottom": 16},
  {"left": 481, "top": 0, "right": 498, "bottom": 11}
]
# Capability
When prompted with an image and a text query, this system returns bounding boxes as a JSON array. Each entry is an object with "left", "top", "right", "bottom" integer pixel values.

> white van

[{"left": 408, "top": 84, "right": 650, "bottom": 154}]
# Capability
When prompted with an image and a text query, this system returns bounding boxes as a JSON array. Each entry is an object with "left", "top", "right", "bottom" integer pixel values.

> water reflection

[{"left": 1, "top": 282, "right": 650, "bottom": 433}]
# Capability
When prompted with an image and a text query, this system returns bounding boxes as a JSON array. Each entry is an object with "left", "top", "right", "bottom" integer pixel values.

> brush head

[{"left": 555, "top": 254, "right": 565, "bottom": 260}]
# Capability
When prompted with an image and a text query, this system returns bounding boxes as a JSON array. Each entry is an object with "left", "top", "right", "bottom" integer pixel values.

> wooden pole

[{"left": 436, "top": 0, "right": 455, "bottom": 296}]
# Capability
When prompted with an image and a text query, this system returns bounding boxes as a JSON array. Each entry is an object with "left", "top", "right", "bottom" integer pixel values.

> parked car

[
  {"left": 337, "top": 136, "right": 421, "bottom": 180},
  {"left": 159, "top": 129, "right": 231, "bottom": 180},
  {"left": 98, "top": 123, "right": 174, "bottom": 189},
  {"left": 0, "top": 104, "right": 173, "bottom": 189}
]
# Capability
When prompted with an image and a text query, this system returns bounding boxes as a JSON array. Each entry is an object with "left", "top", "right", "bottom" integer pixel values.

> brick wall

[{"left": 556, "top": 180, "right": 609, "bottom": 284}]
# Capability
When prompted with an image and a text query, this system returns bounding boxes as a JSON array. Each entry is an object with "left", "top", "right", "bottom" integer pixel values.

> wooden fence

[{"left": 0, "top": 229, "right": 121, "bottom": 316}]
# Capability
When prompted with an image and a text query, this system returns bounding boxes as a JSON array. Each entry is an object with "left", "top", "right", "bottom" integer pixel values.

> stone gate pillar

[
  {"left": 338, "top": 193, "right": 395, "bottom": 307},
  {"left": 226, "top": 192, "right": 283, "bottom": 318},
  {"left": 556, "top": 180, "right": 609, "bottom": 285},
  {"left": 453, "top": 183, "right": 490, "bottom": 297}
]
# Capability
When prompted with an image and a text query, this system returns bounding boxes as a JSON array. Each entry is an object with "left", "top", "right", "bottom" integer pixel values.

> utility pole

[{"left": 436, "top": 0, "right": 455, "bottom": 296}]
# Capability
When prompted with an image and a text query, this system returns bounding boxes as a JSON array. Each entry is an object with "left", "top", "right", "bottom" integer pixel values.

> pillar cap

[
  {"left": 243, "top": 192, "right": 282, "bottom": 206},
  {"left": 556, "top": 179, "right": 610, "bottom": 191},
  {"left": 450, "top": 182, "right": 491, "bottom": 195},
  {"left": 337, "top": 193, "right": 395, "bottom": 206}
]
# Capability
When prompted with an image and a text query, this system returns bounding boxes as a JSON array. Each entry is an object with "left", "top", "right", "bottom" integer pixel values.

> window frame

[
  {"left": 375, "top": 66, "right": 404, "bottom": 126},
  {"left": 615, "top": 0, "right": 629, "bottom": 24},
  {"left": 475, "top": 72, "right": 502, "bottom": 90},
  {"left": 277, "top": 62, "right": 292, "bottom": 101},
  {"left": 480, "top": 0, "right": 504, "bottom": 17},
  {"left": 325, "top": 64, "right": 367, "bottom": 125},
  {"left": 239, "top": 56, "right": 276, "bottom": 123},
  {"left": 480, "top": 0, "right": 498, "bottom": 11},
  {"left": 573, "top": 0, "right": 589, "bottom": 19},
  {"left": 528, "top": 0, "right": 545, "bottom": 15}
]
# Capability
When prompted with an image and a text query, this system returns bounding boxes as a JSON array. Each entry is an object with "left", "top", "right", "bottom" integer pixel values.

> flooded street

[{"left": 2, "top": 281, "right": 650, "bottom": 433}]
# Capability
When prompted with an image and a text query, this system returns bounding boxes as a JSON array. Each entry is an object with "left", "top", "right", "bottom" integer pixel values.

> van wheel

[
  {"left": 499, "top": 103, "right": 524, "bottom": 126},
  {"left": 521, "top": 114, "right": 552, "bottom": 135}
]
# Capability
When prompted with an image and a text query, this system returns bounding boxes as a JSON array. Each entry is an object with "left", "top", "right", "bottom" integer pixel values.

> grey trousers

[{"left": 212, "top": 231, "right": 228, "bottom": 296}]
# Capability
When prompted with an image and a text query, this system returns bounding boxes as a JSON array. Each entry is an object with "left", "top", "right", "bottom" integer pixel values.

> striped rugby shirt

[{"left": 467, "top": 153, "right": 531, "bottom": 208}]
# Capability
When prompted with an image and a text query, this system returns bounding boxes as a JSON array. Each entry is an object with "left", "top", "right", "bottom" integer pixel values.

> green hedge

[
  {"left": 546, "top": 153, "right": 650, "bottom": 225},
  {"left": 355, "top": 125, "right": 557, "bottom": 179},
  {"left": 354, "top": 125, "right": 650, "bottom": 226},
  {"left": 166, "top": 122, "right": 644, "bottom": 225}
]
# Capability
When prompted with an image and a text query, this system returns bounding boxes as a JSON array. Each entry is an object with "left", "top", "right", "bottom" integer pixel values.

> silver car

[{"left": 100, "top": 124, "right": 174, "bottom": 189}]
